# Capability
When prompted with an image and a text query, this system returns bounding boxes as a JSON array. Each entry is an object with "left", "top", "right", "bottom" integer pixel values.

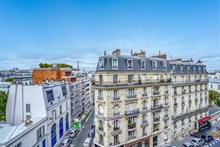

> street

[{"left": 71, "top": 111, "right": 95, "bottom": 147}]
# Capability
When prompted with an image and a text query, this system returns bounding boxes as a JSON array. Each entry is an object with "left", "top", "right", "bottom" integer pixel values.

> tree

[
  {"left": 209, "top": 90, "right": 220, "bottom": 106},
  {"left": 56, "top": 63, "right": 73, "bottom": 69},
  {"left": 5, "top": 78, "right": 13, "bottom": 82},
  {"left": 39, "top": 63, "right": 52, "bottom": 68},
  {"left": 0, "top": 91, "right": 8, "bottom": 121}
]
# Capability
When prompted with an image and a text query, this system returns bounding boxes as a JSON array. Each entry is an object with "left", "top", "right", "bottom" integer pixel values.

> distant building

[
  {"left": 0, "top": 82, "right": 11, "bottom": 92},
  {"left": 209, "top": 79, "right": 220, "bottom": 93},
  {"left": 33, "top": 67, "right": 74, "bottom": 84},
  {"left": 208, "top": 71, "right": 220, "bottom": 79},
  {"left": 0, "top": 82, "right": 71, "bottom": 147}
]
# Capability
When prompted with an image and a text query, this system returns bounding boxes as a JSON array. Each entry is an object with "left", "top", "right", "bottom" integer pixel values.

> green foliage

[
  {"left": 39, "top": 63, "right": 72, "bottom": 69},
  {"left": 39, "top": 63, "right": 52, "bottom": 68},
  {"left": 56, "top": 64, "right": 72, "bottom": 69},
  {"left": 128, "top": 119, "right": 132, "bottom": 124},
  {"left": 209, "top": 90, "right": 220, "bottom": 106},
  {"left": 5, "top": 78, "right": 13, "bottom": 82},
  {"left": 0, "top": 91, "right": 8, "bottom": 121}
]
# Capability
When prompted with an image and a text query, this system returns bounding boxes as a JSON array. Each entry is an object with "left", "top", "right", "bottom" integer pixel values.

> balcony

[
  {"left": 172, "top": 106, "right": 209, "bottom": 120},
  {"left": 163, "top": 114, "right": 169, "bottom": 121},
  {"left": 153, "top": 117, "right": 160, "bottom": 123},
  {"left": 128, "top": 122, "right": 136, "bottom": 130},
  {"left": 164, "top": 90, "right": 169, "bottom": 94},
  {"left": 98, "top": 141, "right": 104, "bottom": 146},
  {"left": 112, "top": 96, "right": 120, "bottom": 101},
  {"left": 98, "top": 126, "right": 103, "bottom": 131},
  {"left": 164, "top": 103, "right": 169, "bottom": 108},
  {"left": 164, "top": 125, "right": 168, "bottom": 129},
  {"left": 151, "top": 104, "right": 163, "bottom": 111},
  {"left": 111, "top": 127, "right": 122, "bottom": 136},
  {"left": 174, "top": 103, "right": 178, "bottom": 107},
  {"left": 181, "top": 101, "right": 185, "bottom": 106},
  {"left": 141, "top": 120, "right": 149, "bottom": 127},
  {"left": 153, "top": 128, "right": 159, "bottom": 132},
  {"left": 172, "top": 79, "right": 209, "bottom": 86},
  {"left": 127, "top": 136, "right": 136, "bottom": 141},
  {"left": 125, "top": 109, "right": 139, "bottom": 116},
  {"left": 113, "top": 112, "right": 120, "bottom": 116},
  {"left": 153, "top": 91, "right": 160, "bottom": 95},
  {"left": 142, "top": 93, "right": 148, "bottom": 97},
  {"left": 94, "top": 79, "right": 172, "bottom": 87},
  {"left": 127, "top": 95, "right": 136, "bottom": 99},
  {"left": 97, "top": 96, "right": 103, "bottom": 100},
  {"left": 113, "top": 141, "right": 120, "bottom": 146}
]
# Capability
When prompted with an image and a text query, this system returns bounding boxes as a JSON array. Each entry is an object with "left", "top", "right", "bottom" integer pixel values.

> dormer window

[
  {"left": 127, "top": 59, "right": 133, "bottom": 69},
  {"left": 187, "top": 66, "right": 190, "bottom": 71},
  {"left": 198, "top": 66, "right": 201, "bottom": 70},
  {"left": 162, "top": 61, "right": 167, "bottom": 69},
  {"left": 112, "top": 58, "right": 118, "bottom": 69},
  {"left": 99, "top": 58, "right": 104, "bottom": 69},
  {"left": 141, "top": 60, "right": 146, "bottom": 69},
  {"left": 172, "top": 65, "right": 176, "bottom": 70},
  {"left": 152, "top": 61, "right": 157, "bottom": 70},
  {"left": 180, "top": 65, "right": 183, "bottom": 71}
]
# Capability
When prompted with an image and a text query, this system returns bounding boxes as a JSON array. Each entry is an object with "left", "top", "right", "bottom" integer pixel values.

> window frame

[
  {"left": 112, "top": 58, "right": 118, "bottom": 69},
  {"left": 141, "top": 60, "right": 146, "bottom": 70},
  {"left": 99, "top": 58, "right": 104, "bottom": 69},
  {"left": 127, "top": 59, "right": 133, "bottom": 69}
]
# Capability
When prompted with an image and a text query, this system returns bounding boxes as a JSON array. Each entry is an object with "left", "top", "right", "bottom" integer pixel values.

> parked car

[
  {"left": 88, "top": 129, "right": 95, "bottom": 138},
  {"left": 83, "top": 138, "right": 93, "bottom": 147},
  {"left": 69, "top": 129, "right": 79, "bottom": 138},
  {"left": 191, "top": 138, "right": 205, "bottom": 146},
  {"left": 91, "top": 122, "right": 95, "bottom": 129},
  {"left": 200, "top": 134, "right": 214, "bottom": 142},
  {"left": 61, "top": 138, "right": 72, "bottom": 147},
  {"left": 183, "top": 142, "right": 195, "bottom": 147}
]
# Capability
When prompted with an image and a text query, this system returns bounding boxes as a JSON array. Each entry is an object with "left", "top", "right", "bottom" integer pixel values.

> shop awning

[{"left": 198, "top": 116, "right": 211, "bottom": 125}]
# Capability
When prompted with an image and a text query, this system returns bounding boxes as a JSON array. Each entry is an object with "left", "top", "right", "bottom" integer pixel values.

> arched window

[
  {"left": 66, "top": 113, "right": 69, "bottom": 131},
  {"left": 59, "top": 117, "right": 64, "bottom": 138},
  {"left": 51, "top": 124, "right": 57, "bottom": 147}
]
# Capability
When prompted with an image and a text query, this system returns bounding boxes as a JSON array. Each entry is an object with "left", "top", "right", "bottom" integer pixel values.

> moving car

[
  {"left": 61, "top": 138, "right": 72, "bottom": 147},
  {"left": 191, "top": 138, "right": 205, "bottom": 146},
  {"left": 83, "top": 138, "right": 93, "bottom": 147},
  {"left": 200, "top": 134, "right": 214, "bottom": 143},
  {"left": 183, "top": 142, "right": 195, "bottom": 147},
  {"left": 69, "top": 129, "right": 79, "bottom": 138}
]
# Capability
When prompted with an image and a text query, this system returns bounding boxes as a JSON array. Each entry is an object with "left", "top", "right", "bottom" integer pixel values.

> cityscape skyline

[{"left": 0, "top": 0, "right": 219, "bottom": 70}]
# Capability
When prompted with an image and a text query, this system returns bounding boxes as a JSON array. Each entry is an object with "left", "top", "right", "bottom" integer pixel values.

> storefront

[
  {"left": 198, "top": 116, "right": 212, "bottom": 131},
  {"left": 125, "top": 136, "right": 150, "bottom": 147}
]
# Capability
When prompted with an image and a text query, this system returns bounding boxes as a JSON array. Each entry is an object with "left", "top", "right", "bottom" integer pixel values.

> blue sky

[{"left": 0, "top": 0, "right": 219, "bottom": 70}]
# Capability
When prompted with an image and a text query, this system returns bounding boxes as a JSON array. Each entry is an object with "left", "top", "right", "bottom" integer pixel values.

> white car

[
  {"left": 61, "top": 138, "right": 72, "bottom": 147},
  {"left": 83, "top": 138, "right": 93, "bottom": 147},
  {"left": 191, "top": 138, "right": 205, "bottom": 146},
  {"left": 69, "top": 129, "right": 79, "bottom": 138}
]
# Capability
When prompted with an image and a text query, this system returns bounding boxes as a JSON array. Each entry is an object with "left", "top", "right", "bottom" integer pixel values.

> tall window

[
  {"left": 114, "top": 135, "right": 119, "bottom": 144},
  {"left": 180, "top": 65, "right": 183, "bottom": 71},
  {"left": 211, "top": 84, "right": 213, "bottom": 89},
  {"left": 113, "top": 105, "right": 120, "bottom": 115},
  {"left": 98, "top": 90, "right": 103, "bottom": 99},
  {"left": 142, "top": 127, "right": 147, "bottom": 135},
  {"left": 114, "top": 120, "right": 119, "bottom": 128},
  {"left": 128, "top": 74, "right": 134, "bottom": 83},
  {"left": 37, "top": 126, "right": 45, "bottom": 141},
  {"left": 26, "top": 104, "right": 31, "bottom": 112},
  {"left": 162, "top": 61, "right": 167, "bottom": 69},
  {"left": 113, "top": 90, "right": 119, "bottom": 100},
  {"left": 142, "top": 100, "right": 147, "bottom": 109},
  {"left": 143, "top": 87, "right": 147, "bottom": 94},
  {"left": 128, "top": 89, "right": 135, "bottom": 97},
  {"left": 164, "top": 132, "right": 168, "bottom": 141},
  {"left": 218, "top": 85, "right": 220, "bottom": 90},
  {"left": 172, "top": 65, "right": 176, "bottom": 70},
  {"left": 127, "top": 60, "right": 133, "bottom": 69},
  {"left": 112, "top": 58, "right": 118, "bottom": 69},
  {"left": 113, "top": 75, "right": 118, "bottom": 84},
  {"left": 99, "top": 75, "right": 103, "bottom": 85},
  {"left": 141, "top": 60, "right": 146, "bottom": 69},
  {"left": 60, "top": 105, "right": 62, "bottom": 114},
  {"left": 99, "top": 58, "right": 104, "bottom": 69},
  {"left": 152, "top": 61, "right": 157, "bottom": 69}
]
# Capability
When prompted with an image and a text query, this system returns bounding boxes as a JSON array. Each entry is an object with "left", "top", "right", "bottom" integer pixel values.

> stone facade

[{"left": 94, "top": 50, "right": 209, "bottom": 147}]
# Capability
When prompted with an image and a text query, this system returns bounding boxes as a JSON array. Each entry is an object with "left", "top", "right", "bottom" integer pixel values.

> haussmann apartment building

[{"left": 94, "top": 49, "right": 209, "bottom": 147}]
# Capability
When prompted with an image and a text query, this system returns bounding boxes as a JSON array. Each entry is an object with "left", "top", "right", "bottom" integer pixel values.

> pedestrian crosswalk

[{"left": 202, "top": 138, "right": 220, "bottom": 147}]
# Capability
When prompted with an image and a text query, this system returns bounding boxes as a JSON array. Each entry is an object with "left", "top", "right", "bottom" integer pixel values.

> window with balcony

[
  {"left": 141, "top": 60, "right": 146, "bottom": 69},
  {"left": 128, "top": 89, "right": 135, "bottom": 98},
  {"left": 164, "top": 120, "right": 168, "bottom": 129},
  {"left": 174, "top": 109, "right": 177, "bottom": 117},
  {"left": 174, "top": 121, "right": 177, "bottom": 128},
  {"left": 181, "top": 107, "right": 184, "bottom": 114},
  {"left": 128, "top": 74, "right": 134, "bottom": 83},
  {"left": 152, "top": 61, "right": 157, "bottom": 69},
  {"left": 141, "top": 74, "right": 146, "bottom": 83},
  {"left": 98, "top": 90, "right": 103, "bottom": 100},
  {"left": 127, "top": 59, "right": 133, "bottom": 69},
  {"left": 127, "top": 103, "right": 136, "bottom": 114},
  {"left": 153, "top": 87, "right": 159, "bottom": 95},
  {"left": 164, "top": 86, "right": 168, "bottom": 93},
  {"left": 99, "top": 134, "right": 104, "bottom": 144},
  {"left": 153, "top": 124, "right": 159, "bottom": 132},
  {"left": 99, "top": 58, "right": 104, "bottom": 69},
  {"left": 128, "top": 130, "right": 135, "bottom": 139},
  {"left": 142, "top": 114, "right": 147, "bottom": 122},
  {"left": 114, "top": 135, "right": 119, "bottom": 145},
  {"left": 113, "top": 75, "right": 118, "bottom": 84},
  {"left": 142, "top": 127, "right": 147, "bottom": 136},
  {"left": 164, "top": 97, "right": 168, "bottom": 105},
  {"left": 182, "top": 119, "right": 185, "bottom": 126},
  {"left": 114, "top": 120, "right": 119, "bottom": 128},
  {"left": 187, "top": 66, "right": 190, "bottom": 71},
  {"left": 180, "top": 65, "right": 183, "bottom": 71},
  {"left": 99, "top": 75, "right": 103, "bottom": 85},
  {"left": 162, "top": 61, "right": 167, "bottom": 69},
  {"left": 142, "top": 100, "right": 147, "bottom": 109},
  {"left": 112, "top": 58, "right": 118, "bottom": 69},
  {"left": 113, "top": 90, "right": 119, "bottom": 100}
]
